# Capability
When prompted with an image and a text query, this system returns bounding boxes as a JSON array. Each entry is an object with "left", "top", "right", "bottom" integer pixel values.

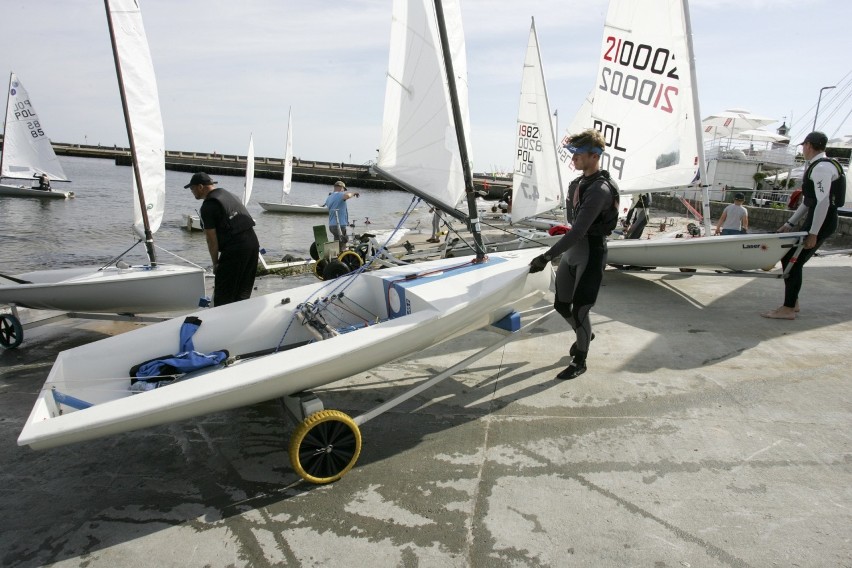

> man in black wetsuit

[
  {"left": 185, "top": 172, "right": 260, "bottom": 306},
  {"left": 762, "top": 131, "right": 844, "bottom": 320},
  {"left": 529, "top": 129, "right": 619, "bottom": 380}
]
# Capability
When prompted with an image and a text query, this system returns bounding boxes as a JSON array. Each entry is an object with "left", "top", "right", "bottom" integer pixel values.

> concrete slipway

[{"left": 1, "top": 254, "right": 850, "bottom": 567}]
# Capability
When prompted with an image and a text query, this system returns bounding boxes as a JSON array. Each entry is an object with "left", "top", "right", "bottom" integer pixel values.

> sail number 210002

[{"left": 599, "top": 35, "right": 679, "bottom": 114}]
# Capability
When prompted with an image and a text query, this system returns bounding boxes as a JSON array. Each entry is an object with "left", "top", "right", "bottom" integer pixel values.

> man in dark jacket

[
  {"left": 762, "top": 131, "right": 844, "bottom": 320},
  {"left": 186, "top": 172, "right": 260, "bottom": 306},
  {"left": 529, "top": 129, "right": 619, "bottom": 380}
]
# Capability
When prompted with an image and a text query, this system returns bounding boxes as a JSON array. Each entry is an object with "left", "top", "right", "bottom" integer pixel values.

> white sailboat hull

[
  {"left": 258, "top": 201, "right": 328, "bottom": 214},
  {"left": 182, "top": 213, "right": 203, "bottom": 231},
  {"left": 0, "top": 183, "right": 74, "bottom": 199},
  {"left": 17, "top": 248, "right": 549, "bottom": 450},
  {"left": 514, "top": 215, "right": 565, "bottom": 231},
  {"left": 0, "top": 264, "right": 206, "bottom": 313},
  {"left": 606, "top": 232, "right": 805, "bottom": 271}
]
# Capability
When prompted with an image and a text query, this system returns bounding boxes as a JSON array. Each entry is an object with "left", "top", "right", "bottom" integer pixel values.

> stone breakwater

[{"left": 40, "top": 139, "right": 512, "bottom": 197}]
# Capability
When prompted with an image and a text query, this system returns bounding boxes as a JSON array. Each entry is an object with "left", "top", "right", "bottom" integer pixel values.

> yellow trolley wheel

[
  {"left": 289, "top": 409, "right": 362, "bottom": 484},
  {"left": 337, "top": 250, "right": 363, "bottom": 272}
]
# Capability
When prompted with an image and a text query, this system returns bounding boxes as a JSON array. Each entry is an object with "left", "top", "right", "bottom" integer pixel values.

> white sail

[
  {"left": 377, "top": 0, "right": 471, "bottom": 212},
  {"left": 1, "top": 73, "right": 68, "bottom": 182},
  {"left": 559, "top": 91, "right": 592, "bottom": 185},
  {"left": 282, "top": 108, "right": 293, "bottom": 197},
  {"left": 106, "top": 0, "right": 166, "bottom": 236},
  {"left": 510, "top": 19, "right": 564, "bottom": 223},
  {"left": 243, "top": 134, "right": 255, "bottom": 205},
  {"left": 567, "top": 0, "right": 701, "bottom": 194}
]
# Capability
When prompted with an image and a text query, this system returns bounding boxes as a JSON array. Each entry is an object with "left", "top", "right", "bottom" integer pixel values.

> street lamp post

[{"left": 813, "top": 85, "right": 836, "bottom": 131}]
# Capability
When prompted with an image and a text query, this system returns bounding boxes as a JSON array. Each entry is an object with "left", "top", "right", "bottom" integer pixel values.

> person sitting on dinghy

[
  {"left": 34, "top": 173, "right": 51, "bottom": 191},
  {"left": 529, "top": 129, "right": 620, "bottom": 381},
  {"left": 186, "top": 172, "right": 260, "bottom": 306}
]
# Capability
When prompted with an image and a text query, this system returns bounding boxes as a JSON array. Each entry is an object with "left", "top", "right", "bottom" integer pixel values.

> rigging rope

[{"left": 99, "top": 239, "right": 143, "bottom": 270}]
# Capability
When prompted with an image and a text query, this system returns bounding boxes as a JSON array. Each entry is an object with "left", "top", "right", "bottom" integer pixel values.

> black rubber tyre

[
  {"left": 309, "top": 242, "right": 320, "bottom": 261},
  {"left": 337, "top": 250, "right": 363, "bottom": 272},
  {"left": 0, "top": 314, "right": 24, "bottom": 349},
  {"left": 289, "top": 410, "right": 362, "bottom": 484},
  {"left": 322, "top": 259, "right": 350, "bottom": 280},
  {"left": 313, "top": 258, "right": 329, "bottom": 280}
]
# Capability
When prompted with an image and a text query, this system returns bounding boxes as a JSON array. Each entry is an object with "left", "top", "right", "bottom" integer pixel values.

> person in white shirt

[
  {"left": 762, "top": 131, "right": 845, "bottom": 320},
  {"left": 714, "top": 193, "right": 749, "bottom": 235}
]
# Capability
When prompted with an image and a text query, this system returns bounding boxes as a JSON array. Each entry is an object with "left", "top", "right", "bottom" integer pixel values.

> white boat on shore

[
  {"left": 413, "top": 18, "right": 566, "bottom": 260},
  {"left": 606, "top": 231, "right": 807, "bottom": 271},
  {"left": 17, "top": 0, "right": 550, "bottom": 487},
  {"left": 0, "top": 73, "right": 74, "bottom": 200},
  {"left": 258, "top": 109, "right": 328, "bottom": 215},
  {"left": 0, "top": 264, "right": 205, "bottom": 313},
  {"left": 0, "top": 0, "right": 205, "bottom": 347},
  {"left": 17, "top": 249, "right": 548, "bottom": 452},
  {"left": 570, "top": 0, "right": 804, "bottom": 271}
]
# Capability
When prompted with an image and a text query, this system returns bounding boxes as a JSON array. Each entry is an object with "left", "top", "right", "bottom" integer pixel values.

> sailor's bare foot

[
  {"left": 761, "top": 307, "right": 796, "bottom": 320},
  {"left": 794, "top": 301, "right": 800, "bottom": 312}
]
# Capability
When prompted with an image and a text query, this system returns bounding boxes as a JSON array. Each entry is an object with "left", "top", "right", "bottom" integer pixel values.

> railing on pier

[{"left": 704, "top": 140, "right": 797, "bottom": 168}]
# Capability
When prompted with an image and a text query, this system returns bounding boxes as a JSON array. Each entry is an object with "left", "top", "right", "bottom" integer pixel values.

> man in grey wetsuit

[{"left": 529, "top": 129, "right": 619, "bottom": 380}]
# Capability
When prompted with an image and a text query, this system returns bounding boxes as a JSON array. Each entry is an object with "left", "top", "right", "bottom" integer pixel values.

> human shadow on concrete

[{"left": 591, "top": 263, "right": 852, "bottom": 373}]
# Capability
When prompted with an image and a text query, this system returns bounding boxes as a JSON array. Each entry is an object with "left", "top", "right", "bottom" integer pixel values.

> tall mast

[
  {"left": 531, "top": 17, "right": 566, "bottom": 224},
  {"left": 103, "top": 0, "right": 157, "bottom": 265},
  {"left": 0, "top": 73, "right": 12, "bottom": 179},
  {"left": 682, "top": 0, "right": 711, "bottom": 236},
  {"left": 433, "top": 0, "right": 486, "bottom": 261}
]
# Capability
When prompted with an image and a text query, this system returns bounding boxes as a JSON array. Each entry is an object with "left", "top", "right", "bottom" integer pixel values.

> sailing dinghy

[
  {"left": 567, "top": 0, "right": 805, "bottom": 271},
  {"left": 183, "top": 133, "right": 256, "bottom": 231},
  {"left": 17, "top": 0, "right": 550, "bottom": 485},
  {"left": 509, "top": 19, "right": 566, "bottom": 231},
  {"left": 0, "top": 0, "right": 205, "bottom": 347},
  {"left": 258, "top": 109, "right": 328, "bottom": 215},
  {"left": 419, "top": 19, "right": 566, "bottom": 258},
  {"left": 0, "top": 73, "right": 74, "bottom": 199}
]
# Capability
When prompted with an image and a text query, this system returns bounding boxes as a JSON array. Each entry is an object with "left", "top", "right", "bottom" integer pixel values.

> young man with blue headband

[{"left": 529, "top": 129, "right": 620, "bottom": 380}]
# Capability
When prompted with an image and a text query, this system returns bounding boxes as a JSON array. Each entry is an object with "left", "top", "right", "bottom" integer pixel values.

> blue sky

[{"left": 2, "top": 0, "right": 850, "bottom": 172}]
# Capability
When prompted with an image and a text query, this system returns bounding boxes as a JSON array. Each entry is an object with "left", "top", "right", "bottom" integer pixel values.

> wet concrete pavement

[{"left": 1, "top": 253, "right": 851, "bottom": 567}]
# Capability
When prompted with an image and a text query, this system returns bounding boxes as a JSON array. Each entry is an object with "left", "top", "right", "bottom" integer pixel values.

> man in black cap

[
  {"left": 714, "top": 192, "right": 749, "bottom": 235},
  {"left": 762, "top": 131, "right": 845, "bottom": 320},
  {"left": 185, "top": 172, "right": 260, "bottom": 306}
]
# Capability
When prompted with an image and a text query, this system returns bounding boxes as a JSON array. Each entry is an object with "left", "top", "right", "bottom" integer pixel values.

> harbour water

[{"left": 0, "top": 155, "right": 435, "bottom": 273}]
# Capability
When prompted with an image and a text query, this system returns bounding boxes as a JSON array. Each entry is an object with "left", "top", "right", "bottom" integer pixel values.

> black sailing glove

[{"left": 529, "top": 253, "right": 551, "bottom": 273}]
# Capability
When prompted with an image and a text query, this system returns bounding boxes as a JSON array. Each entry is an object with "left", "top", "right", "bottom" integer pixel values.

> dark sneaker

[{"left": 556, "top": 362, "right": 586, "bottom": 380}]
